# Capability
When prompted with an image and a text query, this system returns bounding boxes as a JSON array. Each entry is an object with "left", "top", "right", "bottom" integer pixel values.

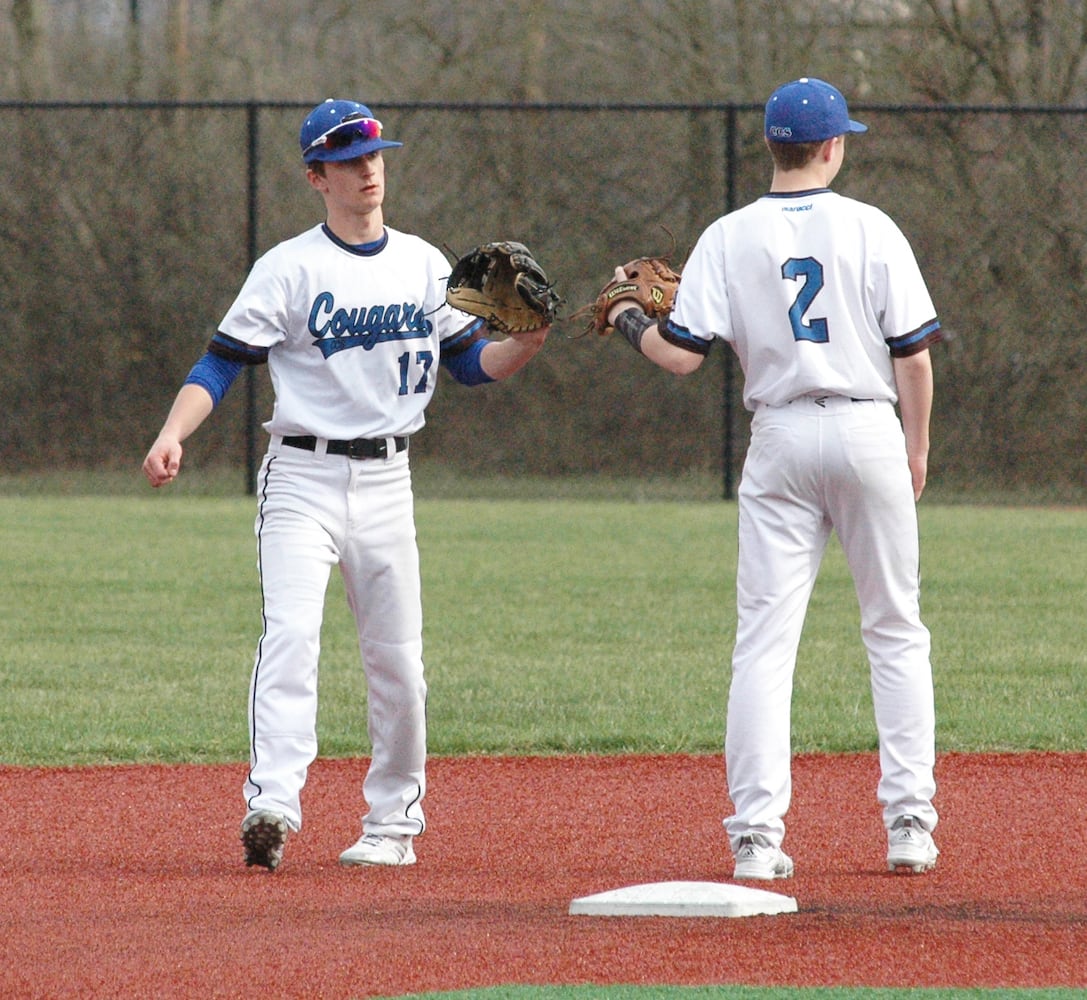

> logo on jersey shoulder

[{"left": 309, "top": 291, "right": 433, "bottom": 358}]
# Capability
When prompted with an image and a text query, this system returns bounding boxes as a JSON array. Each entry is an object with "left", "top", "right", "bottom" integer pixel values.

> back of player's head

[
  {"left": 300, "top": 99, "right": 403, "bottom": 164},
  {"left": 764, "top": 78, "right": 867, "bottom": 144}
]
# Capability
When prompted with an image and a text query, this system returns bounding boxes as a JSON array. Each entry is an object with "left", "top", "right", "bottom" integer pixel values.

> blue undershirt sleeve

[
  {"left": 183, "top": 351, "right": 245, "bottom": 407},
  {"left": 441, "top": 337, "right": 494, "bottom": 386}
]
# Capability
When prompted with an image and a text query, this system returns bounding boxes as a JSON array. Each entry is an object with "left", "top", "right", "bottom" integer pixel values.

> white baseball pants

[
  {"left": 242, "top": 440, "right": 427, "bottom": 838},
  {"left": 724, "top": 396, "right": 937, "bottom": 852}
]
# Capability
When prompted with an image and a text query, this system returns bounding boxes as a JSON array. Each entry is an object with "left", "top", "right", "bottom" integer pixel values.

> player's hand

[
  {"left": 908, "top": 452, "right": 927, "bottom": 501},
  {"left": 606, "top": 266, "right": 633, "bottom": 325},
  {"left": 142, "top": 436, "right": 183, "bottom": 488}
]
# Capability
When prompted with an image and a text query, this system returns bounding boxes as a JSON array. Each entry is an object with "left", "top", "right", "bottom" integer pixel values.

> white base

[{"left": 569, "top": 880, "right": 798, "bottom": 918}]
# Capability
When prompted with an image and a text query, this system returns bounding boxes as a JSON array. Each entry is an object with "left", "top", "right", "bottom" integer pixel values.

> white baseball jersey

[
  {"left": 231, "top": 223, "right": 478, "bottom": 844},
  {"left": 667, "top": 189, "right": 940, "bottom": 409},
  {"left": 219, "top": 223, "right": 473, "bottom": 439},
  {"left": 666, "top": 186, "right": 942, "bottom": 859}
]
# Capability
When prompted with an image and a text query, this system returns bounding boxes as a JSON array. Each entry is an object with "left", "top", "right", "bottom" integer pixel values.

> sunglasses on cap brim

[{"left": 304, "top": 114, "right": 383, "bottom": 156}]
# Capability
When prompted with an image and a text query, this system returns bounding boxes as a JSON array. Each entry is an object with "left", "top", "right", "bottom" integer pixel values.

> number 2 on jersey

[{"left": 781, "top": 257, "right": 829, "bottom": 343}]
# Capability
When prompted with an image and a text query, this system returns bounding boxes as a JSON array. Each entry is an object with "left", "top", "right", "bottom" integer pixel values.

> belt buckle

[{"left": 346, "top": 438, "right": 377, "bottom": 460}]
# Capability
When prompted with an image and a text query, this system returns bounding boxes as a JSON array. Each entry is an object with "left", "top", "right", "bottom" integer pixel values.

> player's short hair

[
  {"left": 767, "top": 138, "right": 825, "bottom": 171},
  {"left": 307, "top": 160, "right": 327, "bottom": 177}
]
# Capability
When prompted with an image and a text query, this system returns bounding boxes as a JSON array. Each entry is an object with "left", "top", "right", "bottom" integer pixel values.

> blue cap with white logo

[
  {"left": 764, "top": 78, "right": 868, "bottom": 144},
  {"left": 299, "top": 99, "right": 403, "bottom": 163}
]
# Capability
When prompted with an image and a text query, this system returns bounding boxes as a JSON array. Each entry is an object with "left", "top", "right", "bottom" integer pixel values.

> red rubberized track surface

[{"left": 2, "top": 753, "right": 1085, "bottom": 998}]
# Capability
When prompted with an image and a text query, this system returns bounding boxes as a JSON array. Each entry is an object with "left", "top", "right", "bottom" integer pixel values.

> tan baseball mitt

[
  {"left": 445, "top": 241, "right": 560, "bottom": 334},
  {"left": 585, "top": 257, "right": 681, "bottom": 336}
]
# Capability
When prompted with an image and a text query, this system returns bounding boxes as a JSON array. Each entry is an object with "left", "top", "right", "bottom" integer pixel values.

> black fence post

[
  {"left": 722, "top": 104, "right": 738, "bottom": 501},
  {"left": 245, "top": 102, "right": 259, "bottom": 496}
]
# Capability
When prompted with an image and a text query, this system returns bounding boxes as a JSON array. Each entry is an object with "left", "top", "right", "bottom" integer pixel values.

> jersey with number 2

[{"left": 667, "top": 189, "right": 940, "bottom": 411}]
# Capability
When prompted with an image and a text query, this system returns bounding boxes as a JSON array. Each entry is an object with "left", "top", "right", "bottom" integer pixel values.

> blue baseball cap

[
  {"left": 299, "top": 99, "right": 403, "bottom": 163},
  {"left": 764, "top": 78, "right": 868, "bottom": 143}
]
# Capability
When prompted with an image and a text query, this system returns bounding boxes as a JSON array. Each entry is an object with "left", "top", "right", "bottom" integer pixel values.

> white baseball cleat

[
  {"left": 732, "top": 833, "right": 795, "bottom": 880},
  {"left": 339, "top": 832, "right": 416, "bottom": 867},
  {"left": 886, "top": 815, "right": 939, "bottom": 873}
]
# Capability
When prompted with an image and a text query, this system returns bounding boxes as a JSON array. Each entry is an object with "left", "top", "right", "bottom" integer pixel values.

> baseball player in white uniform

[
  {"left": 142, "top": 99, "right": 550, "bottom": 871},
  {"left": 605, "top": 78, "right": 941, "bottom": 878}
]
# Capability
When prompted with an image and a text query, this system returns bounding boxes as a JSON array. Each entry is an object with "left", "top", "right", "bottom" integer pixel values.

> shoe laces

[
  {"left": 359, "top": 832, "right": 409, "bottom": 853},
  {"left": 891, "top": 816, "right": 926, "bottom": 840},
  {"left": 737, "top": 833, "right": 772, "bottom": 856}
]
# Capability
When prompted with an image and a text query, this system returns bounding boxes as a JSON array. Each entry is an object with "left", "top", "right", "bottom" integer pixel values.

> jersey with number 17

[
  {"left": 218, "top": 224, "right": 475, "bottom": 441},
  {"left": 667, "top": 189, "right": 941, "bottom": 411}
]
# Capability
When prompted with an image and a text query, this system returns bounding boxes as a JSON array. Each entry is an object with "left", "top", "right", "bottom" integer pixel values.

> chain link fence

[{"left": 1, "top": 100, "right": 1084, "bottom": 498}]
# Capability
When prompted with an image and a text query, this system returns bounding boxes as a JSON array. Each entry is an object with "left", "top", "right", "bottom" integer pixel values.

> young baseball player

[
  {"left": 603, "top": 78, "right": 941, "bottom": 878},
  {"left": 142, "top": 99, "right": 551, "bottom": 872}
]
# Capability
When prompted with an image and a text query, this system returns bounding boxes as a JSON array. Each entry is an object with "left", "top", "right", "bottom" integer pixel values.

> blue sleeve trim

[
  {"left": 443, "top": 317, "right": 487, "bottom": 355},
  {"left": 209, "top": 331, "right": 270, "bottom": 365},
  {"left": 183, "top": 351, "right": 244, "bottom": 407},
  {"left": 441, "top": 337, "right": 494, "bottom": 386},
  {"left": 662, "top": 317, "right": 714, "bottom": 356},
  {"left": 887, "top": 318, "right": 942, "bottom": 358}
]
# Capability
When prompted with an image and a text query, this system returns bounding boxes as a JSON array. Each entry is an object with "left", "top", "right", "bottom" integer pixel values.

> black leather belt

[{"left": 281, "top": 435, "right": 408, "bottom": 460}]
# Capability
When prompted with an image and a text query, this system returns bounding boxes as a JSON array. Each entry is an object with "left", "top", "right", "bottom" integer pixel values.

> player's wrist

[
  {"left": 502, "top": 325, "right": 549, "bottom": 346},
  {"left": 613, "top": 307, "right": 654, "bottom": 354},
  {"left": 607, "top": 298, "right": 639, "bottom": 326}
]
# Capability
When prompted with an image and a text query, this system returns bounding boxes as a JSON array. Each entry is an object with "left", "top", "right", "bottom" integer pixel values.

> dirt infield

[{"left": 2, "top": 753, "right": 1086, "bottom": 999}]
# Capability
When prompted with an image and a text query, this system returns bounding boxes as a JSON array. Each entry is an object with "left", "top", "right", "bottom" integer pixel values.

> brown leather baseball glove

[{"left": 586, "top": 257, "right": 681, "bottom": 336}]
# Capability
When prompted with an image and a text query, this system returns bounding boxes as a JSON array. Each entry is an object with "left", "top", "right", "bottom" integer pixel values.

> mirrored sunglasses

[{"left": 304, "top": 114, "right": 383, "bottom": 155}]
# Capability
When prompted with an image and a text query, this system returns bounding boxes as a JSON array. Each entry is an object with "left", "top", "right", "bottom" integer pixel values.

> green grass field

[
  {"left": 3, "top": 473, "right": 1085, "bottom": 1000},
  {"left": 2, "top": 474, "right": 1085, "bottom": 765}
]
